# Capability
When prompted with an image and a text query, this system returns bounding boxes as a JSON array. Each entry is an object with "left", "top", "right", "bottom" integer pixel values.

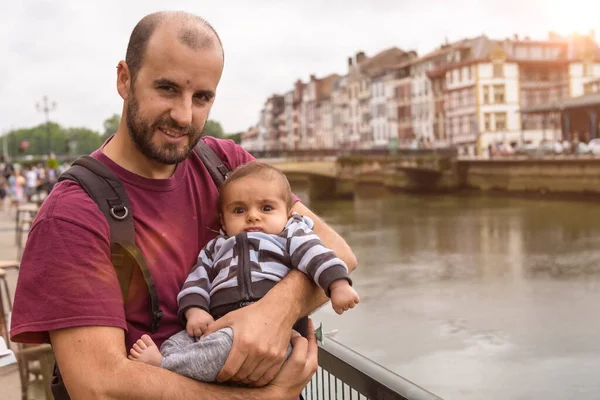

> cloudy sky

[{"left": 0, "top": 0, "right": 597, "bottom": 135}]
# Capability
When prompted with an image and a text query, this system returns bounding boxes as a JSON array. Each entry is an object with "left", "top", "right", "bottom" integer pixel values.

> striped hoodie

[{"left": 177, "top": 213, "right": 351, "bottom": 319}]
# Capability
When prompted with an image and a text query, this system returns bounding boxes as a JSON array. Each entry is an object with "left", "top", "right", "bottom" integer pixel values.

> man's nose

[{"left": 170, "top": 96, "right": 193, "bottom": 128}]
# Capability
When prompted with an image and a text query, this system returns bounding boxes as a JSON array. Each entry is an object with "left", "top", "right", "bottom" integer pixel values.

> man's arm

[
  {"left": 285, "top": 201, "right": 358, "bottom": 315},
  {"left": 203, "top": 202, "right": 357, "bottom": 386},
  {"left": 50, "top": 324, "right": 317, "bottom": 400}
]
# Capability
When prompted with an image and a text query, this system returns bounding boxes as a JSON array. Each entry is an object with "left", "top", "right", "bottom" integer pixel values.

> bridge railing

[
  {"left": 250, "top": 147, "right": 458, "bottom": 161},
  {"left": 302, "top": 338, "right": 443, "bottom": 400}
]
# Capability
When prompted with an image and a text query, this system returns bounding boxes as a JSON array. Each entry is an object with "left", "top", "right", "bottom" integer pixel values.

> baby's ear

[{"left": 219, "top": 214, "right": 226, "bottom": 234}]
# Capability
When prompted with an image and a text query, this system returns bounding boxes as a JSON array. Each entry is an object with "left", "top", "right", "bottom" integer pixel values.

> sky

[{"left": 0, "top": 0, "right": 597, "bottom": 135}]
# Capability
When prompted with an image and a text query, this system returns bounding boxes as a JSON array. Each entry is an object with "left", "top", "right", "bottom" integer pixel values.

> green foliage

[
  {"left": 226, "top": 132, "right": 243, "bottom": 144},
  {"left": 5, "top": 122, "right": 102, "bottom": 157},
  {"left": 102, "top": 114, "right": 121, "bottom": 140},
  {"left": 203, "top": 120, "right": 225, "bottom": 138},
  {"left": 47, "top": 158, "right": 59, "bottom": 169},
  {"left": 4, "top": 116, "right": 230, "bottom": 158}
]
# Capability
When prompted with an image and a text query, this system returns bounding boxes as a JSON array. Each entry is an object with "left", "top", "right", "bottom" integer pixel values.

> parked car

[
  {"left": 539, "top": 141, "right": 564, "bottom": 155},
  {"left": 514, "top": 143, "right": 538, "bottom": 156},
  {"left": 576, "top": 142, "right": 590, "bottom": 154},
  {"left": 587, "top": 138, "right": 600, "bottom": 155}
]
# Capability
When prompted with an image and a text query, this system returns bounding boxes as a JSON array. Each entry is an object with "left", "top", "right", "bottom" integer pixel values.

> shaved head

[{"left": 125, "top": 11, "right": 224, "bottom": 82}]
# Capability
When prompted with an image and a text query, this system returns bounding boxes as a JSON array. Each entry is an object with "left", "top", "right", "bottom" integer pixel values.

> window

[
  {"left": 483, "top": 85, "right": 490, "bottom": 104},
  {"left": 584, "top": 62, "right": 593, "bottom": 77},
  {"left": 495, "top": 112, "right": 507, "bottom": 130},
  {"left": 493, "top": 62, "right": 504, "bottom": 78},
  {"left": 494, "top": 85, "right": 505, "bottom": 103},
  {"left": 458, "top": 68, "right": 462, "bottom": 82},
  {"left": 484, "top": 113, "right": 491, "bottom": 131}
]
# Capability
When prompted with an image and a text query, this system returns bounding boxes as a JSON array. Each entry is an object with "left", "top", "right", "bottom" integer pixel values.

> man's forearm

[
  {"left": 50, "top": 326, "right": 279, "bottom": 400},
  {"left": 105, "top": 359, "right": 274, "bottom": 400},
  {"left": 263, "top": 269, "right": 329, "bottom": 324}
]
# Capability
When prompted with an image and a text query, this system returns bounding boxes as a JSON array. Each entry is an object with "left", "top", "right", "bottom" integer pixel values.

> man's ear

[{"left": 116, "top": 60, "right": 132, "bottom": 100}]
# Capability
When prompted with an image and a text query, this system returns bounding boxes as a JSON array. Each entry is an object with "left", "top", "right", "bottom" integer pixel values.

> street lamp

[{"left": 36, "top": 95, "right": 57, "bottom": 156}]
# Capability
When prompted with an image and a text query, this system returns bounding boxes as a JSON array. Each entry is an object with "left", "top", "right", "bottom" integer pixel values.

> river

[{"left": 295, "top": 183, "right": 600, "bottom": 400}]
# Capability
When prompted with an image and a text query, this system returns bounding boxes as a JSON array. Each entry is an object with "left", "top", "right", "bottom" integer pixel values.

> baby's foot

[{"left": 128, "top": 334, "right": 163, "bottom": 367}]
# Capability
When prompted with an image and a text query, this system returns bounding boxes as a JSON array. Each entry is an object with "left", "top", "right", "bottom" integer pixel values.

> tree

[
  {"left": 65, "top": 127, "right": 104, "bottom": 155},
  {"left": 102, "top": 114, "right": 121, "bottom": 140},
  {"left": 203, "top": 120, "right": 224, "bottom": 138},
  {"left": 226, "top": 132, "right": 243, "bottom": 144},
  {"left": 5, "top": 122, "right": 102, "bottom": 158}
]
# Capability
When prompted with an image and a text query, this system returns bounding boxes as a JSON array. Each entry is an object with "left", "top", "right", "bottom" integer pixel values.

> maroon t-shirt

[{"left": 10, "top": 136, "right": 255, "bottom": 350}]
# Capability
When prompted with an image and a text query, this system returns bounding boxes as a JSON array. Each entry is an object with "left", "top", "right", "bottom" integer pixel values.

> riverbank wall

[{"left": 286, "top": 157, "right": 600, "bottom": 201}]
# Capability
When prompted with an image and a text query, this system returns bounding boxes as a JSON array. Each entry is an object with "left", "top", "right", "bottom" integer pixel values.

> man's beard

[{"left": 125, "top": 93, "right": 204, "bottom": 165}]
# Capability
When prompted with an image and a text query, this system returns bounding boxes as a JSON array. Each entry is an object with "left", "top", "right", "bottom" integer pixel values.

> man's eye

[
  {"left": 194, "top": 94, "right": 209, "bottom": 102},
  {"left": 159, "top": 86, "right": 176, "bottom": 93}
]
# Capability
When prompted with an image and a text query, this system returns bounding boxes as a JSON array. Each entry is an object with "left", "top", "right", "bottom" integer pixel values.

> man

[{"left": 10, "top": 11, "right": 357, "bottom": 400}]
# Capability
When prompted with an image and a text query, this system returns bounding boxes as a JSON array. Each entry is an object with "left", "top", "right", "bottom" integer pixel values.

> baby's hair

[{"left": 219, "top": 161, "right": 294, "bottom": 212}]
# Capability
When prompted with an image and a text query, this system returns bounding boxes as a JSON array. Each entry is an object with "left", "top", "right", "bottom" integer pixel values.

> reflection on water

[{"left": 295, "top": 183, "right": 600, "bottom": 400}]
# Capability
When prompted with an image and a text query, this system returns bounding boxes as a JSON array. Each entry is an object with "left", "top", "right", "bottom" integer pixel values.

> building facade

[{"left": 245, "top": 32, "right": 600, "bottom": 155}]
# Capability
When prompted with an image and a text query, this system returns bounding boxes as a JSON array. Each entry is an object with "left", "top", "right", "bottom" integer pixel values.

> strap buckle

[{"left": 151, "top": 309, "right": 163, "bottom": 333}]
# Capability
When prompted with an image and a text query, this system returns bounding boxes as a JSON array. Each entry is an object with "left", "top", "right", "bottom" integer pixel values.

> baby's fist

[{"left": 330, "top": 280, "right": 360, "bottom": 315}]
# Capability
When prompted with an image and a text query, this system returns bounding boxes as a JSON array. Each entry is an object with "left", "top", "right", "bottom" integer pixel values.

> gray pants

[{"left": 159, "top": 327, "right": 292, "bottom": 382}]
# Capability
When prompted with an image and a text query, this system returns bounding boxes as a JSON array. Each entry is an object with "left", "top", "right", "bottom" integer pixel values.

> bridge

[{"left": 263, "top": 155, "right": 453, "bottom": 200}]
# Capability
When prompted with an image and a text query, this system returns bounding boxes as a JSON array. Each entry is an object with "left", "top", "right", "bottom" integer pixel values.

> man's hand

[
  {"left": 329, "top": 280, "right": 360, "bottom": 315},
  {"left": 185, "top": 307, "right": 215, "bottom": 338},
  {"left": 202, "top": 298, "right": 296, "bottom": 386},
  {"left": 264, "top": 319, "right": 319, "bottom": 399}
]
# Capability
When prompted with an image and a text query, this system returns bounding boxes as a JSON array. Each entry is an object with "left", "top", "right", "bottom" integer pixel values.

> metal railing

[{"left": 303, "top": 338, "right": 443, "bottom": 400}]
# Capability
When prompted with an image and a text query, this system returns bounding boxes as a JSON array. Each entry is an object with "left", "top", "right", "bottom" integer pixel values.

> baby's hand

[
  {"left": 329, "top": 280, "right": 360, "bottom": 315},
  {"left": 185, "top": 307, "right": 214, "bottom": 338}
]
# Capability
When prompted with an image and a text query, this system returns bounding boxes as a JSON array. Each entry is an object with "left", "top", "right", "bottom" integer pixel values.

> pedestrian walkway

[{"left": 0, "top": 203, "right": 46, "bottom": 399}]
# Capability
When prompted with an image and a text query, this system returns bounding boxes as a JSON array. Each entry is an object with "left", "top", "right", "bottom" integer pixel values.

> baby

[{"left": 129, "top": 160, "right": 359, "bottom": 382}]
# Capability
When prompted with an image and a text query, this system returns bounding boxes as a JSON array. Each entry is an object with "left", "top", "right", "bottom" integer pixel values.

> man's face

[
  {"left": 220, "top": 175, "right": 290, "bottom": 237},
  {"left": 125, "top": 25, "right": 223, "bottom": 164}
]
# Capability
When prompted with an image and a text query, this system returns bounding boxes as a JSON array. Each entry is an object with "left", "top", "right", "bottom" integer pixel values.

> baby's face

[{"left": 220, "top": 175, "right": 290, "bottom": 236}]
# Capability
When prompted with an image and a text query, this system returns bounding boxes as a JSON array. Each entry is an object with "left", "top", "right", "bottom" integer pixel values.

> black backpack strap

[
  {"left": 58, "top": 156, "right": 163, "bottom": 332},
  {"left": 194, "top": 139, "right": 229, "bottom": 187}
]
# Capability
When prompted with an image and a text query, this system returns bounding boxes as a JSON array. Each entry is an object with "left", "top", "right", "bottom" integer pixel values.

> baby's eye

[
  {"left": 262, "top": 205, "right": 274, "bottom": 212},
  {"left": 233, "top": 207, "right": 245, "bottom": 214}
]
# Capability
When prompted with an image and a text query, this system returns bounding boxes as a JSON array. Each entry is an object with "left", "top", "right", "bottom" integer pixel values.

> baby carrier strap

[
  {"left": 194, "top": 139, "right": 230, "bottom": 186},
  {"left": 51, "top": 139, "right": 231, "bottom": 399},
  {"left": 59, "top": 156, "right": 147, "bottom": 316}
]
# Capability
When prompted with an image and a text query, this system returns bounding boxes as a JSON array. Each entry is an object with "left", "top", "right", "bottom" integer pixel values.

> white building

[
  {"left": 370, "top": 74, "right": 389, "bottom": 149},
  {"left": 240, "top": 125, "right": 260, "bottom": 152},
  {"left": 331, "top": 75, "right": 350, "bottom": 149}
]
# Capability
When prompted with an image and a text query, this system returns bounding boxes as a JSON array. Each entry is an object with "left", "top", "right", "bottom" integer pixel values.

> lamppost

[{"left": 36, "top": 95, "right": 57, "bottom": 156}]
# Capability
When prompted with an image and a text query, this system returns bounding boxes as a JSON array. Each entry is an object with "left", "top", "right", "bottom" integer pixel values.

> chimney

[
  {"left": 513, "top": 33, "right": 519, "bottom": 40},
  {"left": 356, "top": 51, "right": 366, "bottom": 64},
  {"left": 310, "top": 74, "right": 316, "bottom": 81},
  {"left": 348, "top": 57, "right": 353, "bottom": 66}
]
